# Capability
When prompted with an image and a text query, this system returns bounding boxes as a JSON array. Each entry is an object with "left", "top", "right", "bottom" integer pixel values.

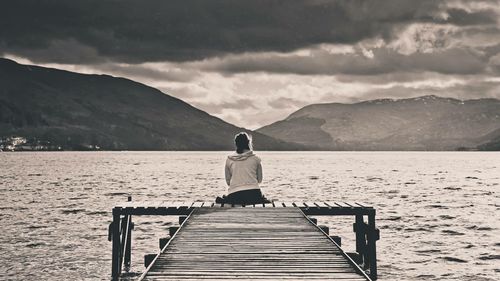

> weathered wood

[
  {"left": 334, "top": 202, "right": 351, "bottom": 208},
  {"left": 159, "top": 236, "right": 171, "bottom": 250},
  {"left": 347, "top": 252, "right": 363, "bottom": 265},
  {"left": 122, "top": 216, "right": 132, "bottom": 272},
  {"left": 168, "top": 226, "right": 179, "bottom": 237},
  {"left": 367, "top": 213, "right": 378, "bottom": 280},
  {"left": 331, "top": 235, "right": 342, "bottom": 247},
  {"left": 355, "top": 214, "right": 366, "bottom": 266},
  {"left": 318, "top": 225, "right": 330, "bottom": 235},
  {"left": 111, "top": 201, "right": 377, "bottom": 280},
  {"left": 114, "top": 201, "right": 373, "bottom": 215},
  {"left": 138, "top": 208, "right": 371, "bottom": 281},
  {"left": 144, "top": 254, "right": 156, "bottom": 268},
  {"left": 308, "top": 217, "right": 318, "bottom": 224},
  {"left": 111, "top": 209, "right": 121, "bottom": 280},
  {"left": 123, "top": 197, "right": 133, "bottom": 272},
  {"left": 192, "top": 202, "right": 204, "bottom": 208},
  {"left": 178, "top": 215, "right": 187, "bottom": 225}
]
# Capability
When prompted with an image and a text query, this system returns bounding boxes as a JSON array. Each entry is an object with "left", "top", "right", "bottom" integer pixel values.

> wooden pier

[{"left": 109, "top": 201, "right": 379, "bottom": 281}]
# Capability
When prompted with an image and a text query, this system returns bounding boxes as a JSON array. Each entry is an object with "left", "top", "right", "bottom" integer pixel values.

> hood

[{"left": 228, "top": 150, "right": 255, "bottom": 161}]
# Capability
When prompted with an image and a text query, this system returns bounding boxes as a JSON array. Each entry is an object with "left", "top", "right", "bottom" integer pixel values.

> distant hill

[
  {"left": 0, "top": 58, "right": 303, "bottom": 150},
  {"left": 476, "top": 128, "right": 500, "bottom": 151},
  {"left": 257, "top": 95, "right": 500, "bottom": 150}
]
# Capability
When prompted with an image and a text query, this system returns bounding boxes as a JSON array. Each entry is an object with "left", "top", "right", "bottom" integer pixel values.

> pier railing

[{"left": 109, "top": 199, "right": 380, "bottom": 280}]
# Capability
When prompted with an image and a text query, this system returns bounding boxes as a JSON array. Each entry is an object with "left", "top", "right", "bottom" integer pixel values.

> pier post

[
  {"left": 318, "top": 225, "right": 329, "bottom": 235},
  {"left": 354, "top": 215, "right": 366, "bottom": 265},
  {"left": 112, "top": 200, "right": 377, "bottom": 280},
  {"left": 179, "top": 215, "right": 188, "bottom": 225},
  {"left": 159, "top": 235, "right": 171, "bottom": 250},
  {"left": 144, "top": 254, "right": 156, "bottom": 268},
  {"left": 367, "top": 211, "right": 378, "bottom": 280},
  {"left": 124, "top": 196, "right": 133, "bottom": 272},
  {"left": 111, "top": 208, "right": 121, "bottom": 280},
  {"left": 169, "top": 226, "right": 179, "bottom": 236},
  {"left": 331, "top": 235, "right": 341, "bottom": 246}
]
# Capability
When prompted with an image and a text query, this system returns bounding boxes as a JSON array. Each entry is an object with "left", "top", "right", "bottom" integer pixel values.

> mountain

[
  {"left": 257, "top": 95, "right": 500, "bottom": 150},
  {"left": 476, "top": 128, "right": 500, "bottom": 151},
  {"left": 0, "top": 58, "right": 303, "bottom": 150}
]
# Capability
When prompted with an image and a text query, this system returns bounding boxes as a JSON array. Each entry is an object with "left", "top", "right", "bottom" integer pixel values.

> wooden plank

[
  {"left": 171, "top": 201, "right": 186, "bottom": 208},
  {"left": 138, "top": 206, "right": 195, "bottom": 280},
  {"left": 144, "top": 276, "right": 365, "bottom": 279},
  {"left": 114, "top": 201, "right": 370, "bottom": 210},
  {"left": 163, "top": 201, "right": 175, "bottom": 208},
  {"left": 314, "top": 202, "right": 329, "bottom": 208},
  {"left": 304, "top": 202, "right": 320, "bottom": 209},
  {"left": 323, "top": 201, "right": 334, "bottom": 208},
  {"left": 179, "top": 201, "right": 190, "bottom": 208},
  {"left": 203, "top": 201, "right": 214, "bottom": 208},
  {"left": 334, "top": 202, "right": 350, "bottom": 208},
  {"left": 192, "top": 202, "right": 203, "bottom": 208},
  {"left": 355, "top": 202, "right": 372, "bottom": 208},
  {"left": 139, "top": 207, "right": 370, "bottom": 281}
]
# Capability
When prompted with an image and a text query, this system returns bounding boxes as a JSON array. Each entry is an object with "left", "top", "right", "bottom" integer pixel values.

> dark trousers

[{"left": 220, "top": 189, "right": 269, "bottom": 204}]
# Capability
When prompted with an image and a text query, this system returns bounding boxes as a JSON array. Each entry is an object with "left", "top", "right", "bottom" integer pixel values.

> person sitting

[{"left": 216, "top": 132, "right": 270, "bottom": 205}]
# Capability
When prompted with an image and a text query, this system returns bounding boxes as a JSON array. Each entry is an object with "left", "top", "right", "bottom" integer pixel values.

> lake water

[{"left": 0, "top": 151, "right": 499, "bottom": 281}]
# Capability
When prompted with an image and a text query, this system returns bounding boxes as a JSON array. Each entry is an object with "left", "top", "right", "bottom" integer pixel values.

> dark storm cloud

[
  {"left": 0, "top": 0, "right": 494, "bottom": 64},
  {"left": 201, "top": 47, "right": 489, "bottom": 75},
  {"left": 94, "top": 63, "right": 199, "bottom": 82},
  {"left": 0, "top": 39, "right": 104, "bottom": 64},
  {"left": 442, "top": 8, "right": 499, "bottom": 26}
]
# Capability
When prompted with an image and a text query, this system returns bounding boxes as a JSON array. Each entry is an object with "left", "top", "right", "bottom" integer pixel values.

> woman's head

[{"left": 234, "top": 132, "right": 253, "bottom": 154}]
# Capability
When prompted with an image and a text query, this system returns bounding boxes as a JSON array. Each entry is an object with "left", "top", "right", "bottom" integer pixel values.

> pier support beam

[
  {"left": 125, "top": 221, "right": 133, "bottom": 271},
  {"left": 367, "top": 212, "right": 378, "bottom": 280},
  {"left": 123, "top": 196, "right": 133, "bottom": 272},
  {"left": 169, "top": 226, "right": 179, "bottom": 236},
  {"left": 144, "top": 254, "right": 156, "bottom": 268},
  {"left": 111, "top": 201, "right": 377, "bottom": 281},
  {"left": 354, "top": 215, "right": 366, "bottom": 266},
  {"left": 331, "top": 235, "right": 341, "bottom": 246},
  {"left": 318, "top": 225, "right": 329, "bottom": 235},
  {"left": 179, "top": 215, "right": 188, "bottom": 225},
  {"left": 159, "top": 235, "right": 171, "bottom": 250},
  {"left": 111, "top": 209, "right": 121, "bottom": 281},
  {"left": 347, "top": 252, "right": 362, "bottom": 265}
]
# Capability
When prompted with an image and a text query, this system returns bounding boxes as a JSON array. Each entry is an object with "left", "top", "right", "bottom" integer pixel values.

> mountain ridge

[
  {"left": 258, "top": 95, "right": 500, "bottom": 151},
  {"left": 0, "top": 58, "right": 305, "bottom": 151},
  {"left": 2, "top": 58, "right": 499, "bottom": 151}
]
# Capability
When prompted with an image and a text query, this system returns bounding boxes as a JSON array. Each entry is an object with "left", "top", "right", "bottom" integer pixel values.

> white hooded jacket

[{"left": 225, "top": 150, "right": 263, "bottom": 194}]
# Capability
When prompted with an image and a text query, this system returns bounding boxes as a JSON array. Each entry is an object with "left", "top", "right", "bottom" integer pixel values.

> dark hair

[{"left": 234, "top": 132, "right": 252, "bottom": 154}]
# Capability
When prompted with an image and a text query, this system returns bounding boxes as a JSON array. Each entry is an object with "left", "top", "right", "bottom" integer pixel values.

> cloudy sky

[{"left": 2, "top": 0, "right": 500, "bottom": 129}]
